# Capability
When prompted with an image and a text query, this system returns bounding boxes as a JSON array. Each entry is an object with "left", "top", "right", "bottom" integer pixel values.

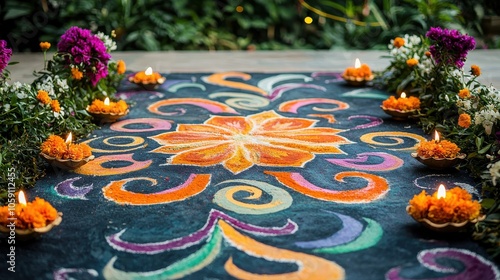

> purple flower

[
  {"left": 0, "top": 40, "right": 13, "bottom": 75},
  {"left": 57, "top": 26, "right": 111, "bottom": 86},
  {"left": 426, "top": 27, "right": 476, "bottom": 68}
]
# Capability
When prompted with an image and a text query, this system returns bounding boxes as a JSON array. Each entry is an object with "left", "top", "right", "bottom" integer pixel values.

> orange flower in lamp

[
  {"left": 129, "top": 66, "right": 166, "bottom": 90},
  {"left": 40, "top": 133, "right": 94, "bottom": 169},
  {"left": 87, "top": 97, "right": 129, "bottom": 123},
  {"left": 411, "top": 131, "right": 466, "bottom": 169},
  {"left": 381, "top": 92, "right": 420, "bottom": 120},
  {"left": 342, "top": 58, "right": 374, "bottom": 86},
  {"left": 406, "top": 184, "right": 484, "bottom": 231}
]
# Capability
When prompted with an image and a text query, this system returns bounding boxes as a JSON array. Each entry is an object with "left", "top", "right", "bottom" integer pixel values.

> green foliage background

[{"left": 1, "top": 0, "right": 499, "bottom": 52}]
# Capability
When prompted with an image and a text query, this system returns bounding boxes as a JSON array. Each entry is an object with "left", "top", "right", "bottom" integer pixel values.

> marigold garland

[
  {"left": 87, "top": 99, "right": 128, "bottom": 114},
  {"left": 40, "top": 135, "right": 92, "bottom": 160},
  {"left": 36, "top": 90, "right": 51, "bottom": 105},
  {"left": 382, "top": 95, "right": 420, "bottom": 111},
  {"left": 407, "top": 187, "right": 481, "bottom": 224},
  {"left": 0, "top": 197, "right": 58, "bottom": 229},
  {"left": 416, "top": 139, "right": 461, "bottom": 158}
]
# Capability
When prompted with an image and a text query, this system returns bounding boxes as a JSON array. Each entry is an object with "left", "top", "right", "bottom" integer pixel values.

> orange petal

[
  {"left": 247, "top": 111, "right": 282, "bottom": 124},
  {"left": 258, "top": 117, "right": 316, "bottom": 131},
  {"left": 223, "top": 145, "right": 254, "bottom": 174},
  {"left": 244, "top": 143, "right": 314, "bottom": 167},
  {"left": 151, "top": 131, "right": 228, "bottom": 146},
  {"left": 171, "top": 143, "right": 234, "bottom": 166},
  {"left": 177, "top": 124, "right": 234, "bottom": 135},
  {"left": 206, "top": 116, "right": 253, "bottom": 134}
]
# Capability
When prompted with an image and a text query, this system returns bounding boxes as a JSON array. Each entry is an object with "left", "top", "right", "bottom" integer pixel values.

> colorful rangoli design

[{"left": 14, "top": 72, "right": 498, "bottom": 280}]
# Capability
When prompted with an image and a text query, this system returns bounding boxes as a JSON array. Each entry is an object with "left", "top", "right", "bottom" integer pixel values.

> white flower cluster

[
  {"left": 96, "top": 32, "right": 117, "bottom": 53},
  {"left": 387, "top": 34, "right": 432, "bottom": 75},
  {"left": 35, "top": 75, "right": 69, "bottom": 98},
  {"left": 489, "top": 160, "right": 500, "bottom": 186},
  {"left": 0, "top": 82, "right": 35, "bottom": 112}
]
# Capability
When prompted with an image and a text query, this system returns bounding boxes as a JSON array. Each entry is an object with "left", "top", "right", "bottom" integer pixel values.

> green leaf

[
  {"left": 481, "top": 198, "right": 496, "bottom": 209},
  {"left": 3, "top": 7, "right": 32, "bottom": 20},
  {"left": 478, "top": 144, "right": 492, "bottom": 154}
]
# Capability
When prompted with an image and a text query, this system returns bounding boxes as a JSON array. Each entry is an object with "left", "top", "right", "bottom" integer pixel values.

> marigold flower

[
  {"left": 0, "top": 197, "right": 59, "bottom": 229},
  {"left": 40, "top": 134, "right": 92, "bottom": 160},
  {"left": 51, "top": 99, "right": 61, "bottom": 113},
  {"left": 406, "top": 58, "right": 419, "bottom": 67},
  {"left": 393, "top": 37, "right": 405, "bottom": 48},
  {"left": 117, "top": 60, "right": 126, "bottom": 74},
  {"left": 458, "top": 113, "right": 471, "bottom": 128},
  {"left": 39, "top": 42, "right": 51, "bottom": 51},
  {"left": 408, "top": 187, "right": 481, "bottom": 224},
  {"left": 71, "top": 67, "right": 83, "bottom": 80},
  {"left": 36, "top": 90, "right": 52, "bottom": 105},
  {"left": 416, "top": 139, "right": 461, "bottom": 158},
  {"left": 471, "top": 64, "right": 481, "bottom": 76},
  {"left": 382, "top": 95, "right": 420, "bottom": 111},
  {"left": 87, "top": 98, "right": 128, "bottom": 114},
  {"left": 425, "top": 51, "right": 431, "bottom": 57},
  {"left": 458, "top": 88, "right": 470, "bottom": 99}
]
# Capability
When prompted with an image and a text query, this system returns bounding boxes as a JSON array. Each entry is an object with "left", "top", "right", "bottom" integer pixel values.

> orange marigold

[
  {"left": 416, "top": 139, "right": 461, "bottom": 158},
  {"left": 51, "top": 99, "right": 61, "bottom": 113},
  {"left": 342, "top": 64, "right": 373, "bottom": 79},
  {"left": 87, "top": 99, "right": 128, "bottom": 114},
  {"left": 382, "top": 95, "right": 420, "bottom": 111},
  {"left": 40, "top": 135, "right": 67, "bottom": 157},
  {"left": 470, "top": 64, "right": 481, "bottom": 76},
  {"left": 406, "top": 58, "right": 419, "bottom": 67},
  {"left": 71, "top": 67, "right": 83, "bottom": 80},
  {"left": 39, "top": 42, "right": 51, "bottom": 51},
  {"left": 130, "top": 71, "right": 164, "bottom": 84},
  {"left": 458, "top": 88, "right": 470, "bottom": 99},
  {"left": 393, "top": 37, "right": 405, "bottom": 48},
  {"left": 36, "top": 90, "right": 51, "bottom": 105},
  {"left": 409, "top": 187, "right": 481, "bottom": 224},
  {"left": 117, "top": 60, "right": 126, "bottom": 74},
  {"left": 425, "top": 51, "right": 431, "bottom": 57},
  {"left": 31, "top": 197, "right": 59, "bottom": 222},
  {"left": 458, "top": 113, "right": 471, "bottom": 128}
]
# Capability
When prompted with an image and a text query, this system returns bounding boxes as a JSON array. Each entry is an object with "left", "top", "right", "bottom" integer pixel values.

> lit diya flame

[
  {"left": 65, "top": 132, "right": 72, "bottom": 146},
  {"left": 104, "top": 97, "right": 110, "bottom": 106},
  {"left": 354, "top": 58, "right": 361, "bottom": 69},
  {"left": 145, "top": 67, "right": 153, "bottom": 76},
  {"left": 18, "top": 190, "right": 27, "bottom": 206},
  {"left": 437, "top": 184, "right": 446, "bottom": 199},
  {"left": 400, "top": 92, "right": 407, "bottom": 98},
  {"left": 434, "top": 130, "right": 440, "bottom": 142}
]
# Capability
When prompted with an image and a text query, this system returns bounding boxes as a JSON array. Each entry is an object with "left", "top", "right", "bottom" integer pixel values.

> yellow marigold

[
  {"left": 382, "top": 95, "right": 420, "bottom": 111},
  {"left": 39, "top": 42, "right": 51, "bottom": 51},
  {"left": 458, "top": 88, "right": 470, "bottom": 99},
  {"left": 71, "top": 67, "right": 83, "bottom": 80},
  {"left": 416, "top": 139, "right": 461, "bottom": 158},
  {"left": 117, "top": 60, "right": 126, "bottom": 74},
  {"left": 51, "top": 99, "right": 61, "bottom": 113},
  {"left": 406, "top": 58, "right": 419, "bottom": 67},
  {"left": 458, "top": 113, "right": 471, "bottom": 128},
  {"left": 425, "top": 51, "right": 431, "bottom": 57},
  {"left": 36, "top": 90, "right": 51, "bottom": 105},
  {"left": 471, "top": 64, "right": 481, "bottom": 76},
  {"left": 393, "top": 37, "right": 405, "bottom": 48},
  {"left": 408, "top": 187, "right": 481, "bottom": 224}
]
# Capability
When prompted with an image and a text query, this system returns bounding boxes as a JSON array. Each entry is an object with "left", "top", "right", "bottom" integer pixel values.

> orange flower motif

[
  {"left": 71, "top": 67, "right": 83, "bottom": 80},
  {"left": 39, "top": 42, "right": 51, "bottom": 51},
  {"left": 117, "top": 60, "right": 126, "bottom": 74},
  {"left": 393, "top": 37, "right": 405, "bottom": 48},
  {"left": 458, "top": 113, "right": 471, "bottom": 128},
  {"left": 36, "top": 90, "right": 51, "bottom": 105},
  {"left": 471, "top": 64, "right": 481, "bottom": 76},
  {"left": 151, "top": 111, "right": 353, "bottom": 174},
  {"left": 416, "top": 139, "right": 461, "bottom": 158},
  {"left": 408, "top": 187, "right": 481, "bottom": 224},
  {"left": 406, "top": 58, "right": 419, "bottom": 67},
  {"left": 458, "top": 88, "right": 470, "bottom": 99},
  {"left": 51, "top": 99, "right": 61, "bottom": 113}
]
